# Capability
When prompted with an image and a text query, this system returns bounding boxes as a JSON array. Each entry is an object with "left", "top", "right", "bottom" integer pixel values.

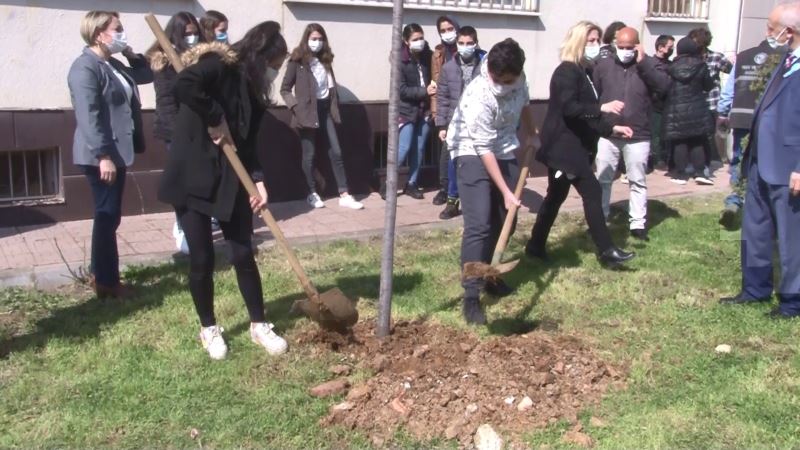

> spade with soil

[
  {"left": 463, "top": 140, "right": 537, "bottom": 282},
  {"left": 144, "top": 14, "right": 357, "bottom": 332}
]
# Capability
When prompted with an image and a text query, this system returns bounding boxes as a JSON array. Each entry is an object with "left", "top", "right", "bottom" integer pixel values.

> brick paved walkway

[{"left": 0, "top": 168, "right": 728, "bottom": 289}]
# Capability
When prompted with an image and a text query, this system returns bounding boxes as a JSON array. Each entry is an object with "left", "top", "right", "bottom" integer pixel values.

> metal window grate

[
  {"left": 648, "top": 0, "right": 710, "bottom": 19},
  {"left": 0, "top": 147, "right": 62, "bottom": 204},
  {"left": 286, "top": 0, "right": 540, "bottom": 14}
]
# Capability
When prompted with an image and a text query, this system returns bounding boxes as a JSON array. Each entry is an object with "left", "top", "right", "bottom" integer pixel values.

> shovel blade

[
  {"left": 292, "top": 288, "right": 358, "bottom": 333},
  {"left": 462, "top": 258, "right": 520, "bottom": 281}
]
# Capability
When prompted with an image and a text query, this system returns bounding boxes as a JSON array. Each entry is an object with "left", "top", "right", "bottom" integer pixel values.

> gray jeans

[
  {"left": 456, "top": 155, "right": 520, "bottom": 294},
  {"left": 595, "top": 137, "right": 650, "bottom": 230}
]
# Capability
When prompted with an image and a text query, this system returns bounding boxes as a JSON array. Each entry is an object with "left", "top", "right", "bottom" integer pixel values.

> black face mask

[{"left": 663, "top": 50, "right": 674, "bottom": 59}]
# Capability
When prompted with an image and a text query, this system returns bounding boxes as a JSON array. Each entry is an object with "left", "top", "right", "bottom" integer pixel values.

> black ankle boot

[{"left": 462, "top": 294, "right": 486, "bottom": 325}]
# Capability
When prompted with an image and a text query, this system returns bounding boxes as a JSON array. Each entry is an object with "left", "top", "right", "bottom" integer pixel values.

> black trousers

[
  {"left": 456, "top": 155, "right": 519, "bottom": 295},
  {"left": 672, "top": 136, "right": 708, "bottom": 178},
  {"left": 529, "top": 168, "right": 613, "bottom": 254},
  {"left": 299, "top": 98, "right": 348, "bottom": 195},
  {"left": 178, "top": 190, "right": 266, "bottom": 327}
]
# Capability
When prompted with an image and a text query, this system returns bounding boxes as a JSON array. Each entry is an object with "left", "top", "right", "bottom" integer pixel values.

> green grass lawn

[{"left": 1, "top": 193, "right": 799, "bottom": 449}]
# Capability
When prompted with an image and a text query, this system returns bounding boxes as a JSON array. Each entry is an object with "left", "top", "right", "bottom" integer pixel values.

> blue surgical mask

[
  {"left": 457, "top": 43, "right": 476, "bottom": 59},
  {"left": 767, "top": 27, "right": 789, "bottom": 49},
  {"left": 584, "top": 44, "right": 600, "bottom": 61},
  {"left": 215, "top": 32, "right": 228, "bottom": 43},
  {"left": 105, "top": 31, "right": 128, "bottom": 54}
]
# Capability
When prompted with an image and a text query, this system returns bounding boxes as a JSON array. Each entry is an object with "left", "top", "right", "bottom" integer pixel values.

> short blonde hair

[
  {"left": 560, "top": 21, "right": 602, "bottom": 65},
  {"left": 80, "top": 10, "right": 119, "bottom": 46}
]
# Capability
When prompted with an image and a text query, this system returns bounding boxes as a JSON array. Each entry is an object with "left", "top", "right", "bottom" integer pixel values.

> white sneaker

[
  {"left": 338, "top": 194, "right": 364, "bottom": 210},
  {"left": 250, "top": 322, "right": 288, "bottom": 355},
  {"left": 173, "top": 221, "right": 190, "bottom": 255},
  {"left": 670, "top": 177, "right": 688, "bottom": 185},
  {"left": 307, "top": 193, "right": 325, "bottom": 209},
  {"left": 199, "top": 325, "right": 228, "bottom": 360},
  {"left": 694, "top": 176, "right": 714, "bottom": 185}
]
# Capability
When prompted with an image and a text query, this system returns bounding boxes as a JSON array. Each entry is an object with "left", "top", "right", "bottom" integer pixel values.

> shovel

[
  {"left": 145, "top": 14, "right": 358, "bottom": 332},
  {"left": 462, "top": 141, "right": 536, "bottom": 282}
]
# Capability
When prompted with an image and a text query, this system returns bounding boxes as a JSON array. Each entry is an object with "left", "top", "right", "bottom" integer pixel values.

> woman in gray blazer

[{"left": 67, "top": 10, "right": 152, "bottom": 299}]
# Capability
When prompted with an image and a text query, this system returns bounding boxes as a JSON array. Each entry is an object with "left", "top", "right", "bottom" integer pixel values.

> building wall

[{"left": 1, "top": 0, "right": 746, "bottom": 109}]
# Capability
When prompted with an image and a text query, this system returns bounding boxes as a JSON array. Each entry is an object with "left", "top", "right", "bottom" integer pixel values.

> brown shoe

[{"left": 95, "top": 283, "right": 135, "bottom": 299}]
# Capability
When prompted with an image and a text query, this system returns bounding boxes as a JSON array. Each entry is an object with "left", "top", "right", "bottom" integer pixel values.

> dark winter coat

[
  {"left": 662, "top": 55, "right": 714, "bottom": 140},
  {"left": 592, "top": 55, "right": 671, "bottom": 140},
  {"left": 536, "top": 61, "right": 614, "bottom": 177},
  {"left": 147, "top": 49, "right": 179, "bottom": 142},
  {"left": 434, "top": 50, "right": 486, "bottom": 127},
  {"left": 280, "top": 58, "right": 341, "bottom": 129},
  {"left": 158, "top": 42, "right": 265, "bottom": 222},
  {"left": 398, "top": 45, "right": 433, "bottom": 124}
]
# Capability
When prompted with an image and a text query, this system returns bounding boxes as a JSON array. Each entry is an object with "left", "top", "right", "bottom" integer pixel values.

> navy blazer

[
  {"left": 747, "top": 50, "right": 800, "bottom": 185},
  {"left": 67, "top": 48, "right": 153, "bottom": 168}
]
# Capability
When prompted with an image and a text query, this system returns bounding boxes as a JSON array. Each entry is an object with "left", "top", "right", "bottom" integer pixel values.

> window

[
  {"left": 647, "top": 0, "right": 710, "bottom": 20},
  {"left": 0, "top": 147, "right": 62, "bottom": 204},
  {"left": 284, "top": 0, "right": 540, "bottom": 16}
]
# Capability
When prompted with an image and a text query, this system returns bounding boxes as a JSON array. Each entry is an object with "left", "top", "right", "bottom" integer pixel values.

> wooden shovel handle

[
  {"left": 144, "top": 13, "right": 320, "bottom": 302},
  {"left": 490, "top": 143, "right": 536, "bottom": 266}
]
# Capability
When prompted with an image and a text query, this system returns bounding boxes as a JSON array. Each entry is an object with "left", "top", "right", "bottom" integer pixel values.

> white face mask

[
  {"left": 616, "top": 47, "right": 636, "bottom": 64},
  {"left": 584, "top": 44, "right": 600, "bottom": 61},
  {"left": 184, "top": 34, "right": 199, "bottom": 47},
  {"left": 441, "top": 31, "right": 457, "bottom": 45},
  {"left": 409, "top": 39, "right": 425, "bottom": 53},
  {"left": 104, "top": 31, "right": 128, "bottom": 54},
  {"left": 457, "top": 43, "right": 476, "bottom": 59},
  {"left": 308, "top": 39, "right": 323, "bottom": 53},
  {"left": 767, "top": 27, "right": 789, "bottom": 49},
  {"left": 488, "top": 75, "right": 519, "bottom": 97},
  {"left": 265, "top": 67, "right": 279, "bottom": 82}
]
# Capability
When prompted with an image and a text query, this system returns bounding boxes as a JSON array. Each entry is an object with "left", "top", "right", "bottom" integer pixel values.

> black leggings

[
  {"left": 177, "top": 192, "right": 265, "bottom": 327},
  {"left": 529, "top": 168, "right": 614, "bottom": 254},
  {"left": 672, "top": 136, "right": 708, "bottom": 178}
]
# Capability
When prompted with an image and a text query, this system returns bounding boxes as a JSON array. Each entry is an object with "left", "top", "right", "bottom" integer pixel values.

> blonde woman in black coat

[{"left": 527, "top": 21, "right": 635, "bottom": 268}]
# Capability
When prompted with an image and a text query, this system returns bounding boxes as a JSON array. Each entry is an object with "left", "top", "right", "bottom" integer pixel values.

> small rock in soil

[
  {"left": 331, "top": 401, "right": 355, "bottom": 413},
  {"left": 504, "top": 396, "right": 516, "bottom": 406},
  {"left": 412, "top": 345, "right": 430, "bottom": 358},
  {"left": 715, "top": 344, "right": 732, "bottom": 354},
  {"left": 445, "top": 418, "right": 465, "bottom": 440},
  {"left": 309, "top": 378, "right": 350, "bottom": 398},
  {"left": 474, "top": 424, "right": 503, "bottom": 450},
  {"left": 390, "top": 397, "right": 410, "bottom": 416},
  {"left": 553, "top": 362, "right": 565, "bottom": 374},
  {"left": 329, "top": 364, "right": 352, "bottom": 376},
  {"left": 460, "top": 342, "right": 473, "bottom": 353},
  {"left": 517, "top": 396, "right": 534, "bottom": 412},
  {"left": 346, "top": 384, "right": 372, "bottom": 402},
  {"left": 466, "top": 403, "right": 479, "bottom": 414}
]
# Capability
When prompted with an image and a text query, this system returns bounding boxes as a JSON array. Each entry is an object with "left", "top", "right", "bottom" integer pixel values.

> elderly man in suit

[{"left": 720, "top": 2, "right": 800, "bottom": 319}]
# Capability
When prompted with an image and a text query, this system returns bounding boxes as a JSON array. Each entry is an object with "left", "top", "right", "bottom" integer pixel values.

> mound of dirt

[{"left": 294, "top": 320, "right": 625, "bottom": 447}]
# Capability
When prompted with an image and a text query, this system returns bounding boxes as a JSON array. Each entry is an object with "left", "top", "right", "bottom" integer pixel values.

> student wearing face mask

[
  {"left": 434, "top": 26, "right": 486, "bottom": 220},
  {"left": 598, "top": 21, "right": 626, "bottom": 61},
  {"left": 68, "top": 11, "right": 153, "bottom": 299},
  {"left": 382, "top": 23, "right": 435, "bottom": 200},
  {"left": 200, "top": 10, "right": 229, "bottom": 44},
  {"left": 528, "top": 21, "right": 635, "bottom": 269},
  {"left": 281, "top": 23, "right": 363, "bottom": 210},
  {"left": 430, "top": 15, "right": 460, "bottom": 206},
  {"left": 592, "top": 27, "right": 671, "bottom": 242},
  {"left": 146, "top": 12, "right": 205, "bottom": 254},
  {"left": 159, "top": 21, "right": 290, "bottom": 360},
  {"left": 447, "top": 38, "right": 537, "bottom": 325},
  {"left": 650, "top": 34, "right": 675, "bottom": 171}
]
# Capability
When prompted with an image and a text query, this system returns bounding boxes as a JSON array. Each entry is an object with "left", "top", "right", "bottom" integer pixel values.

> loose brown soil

[{"left": 294, "top": 319, "right": 625, "bottom": 447}]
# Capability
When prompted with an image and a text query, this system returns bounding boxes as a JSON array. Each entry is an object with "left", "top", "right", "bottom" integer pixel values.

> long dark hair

[
  {"left": 602, "top": 21, "right": 626, "bottom": 45},
  {"left": 147, "top": 11, "right": 203, "bottom": 55},
  {"left": 290, "top": 23, "right": 334, "bottom": 70},
  {"left": 232, "top": 21, "right": 287, "bottom": 105},
  {"left": 200, "top": 10, "right": 228, "bottom": 42}
]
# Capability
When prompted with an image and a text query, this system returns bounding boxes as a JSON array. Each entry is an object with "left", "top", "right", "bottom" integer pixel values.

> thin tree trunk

[{"left": 377, "top": 0, "right": 405, "bottom": 338}]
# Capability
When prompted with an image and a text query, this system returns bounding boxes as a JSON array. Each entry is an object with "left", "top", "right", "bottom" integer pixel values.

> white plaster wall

[{"left": 0, "top": 0, "right": 745, "bottom": 109}]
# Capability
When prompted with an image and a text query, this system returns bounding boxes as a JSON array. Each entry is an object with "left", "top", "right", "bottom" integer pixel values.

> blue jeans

[
  {"left": 724, "top": 128, "right": 748, "bottom": 208},
  {"left": 447, "top": 157, "right": 458, "bottom": 198},
  {"left": 398, "top": 118, "right": 430, "bottom": 185},
  {"left": 80, "top": 164, "right": 127, "bottom": 287}
]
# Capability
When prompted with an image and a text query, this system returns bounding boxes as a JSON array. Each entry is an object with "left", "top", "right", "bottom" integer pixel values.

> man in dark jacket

[
  {"left": 650, "top": 34, "right": 674, "bottom": 169},
  {"left": 593, "top": 27, "right": 671, "bottom": 241},
  {"left": 434, "top": 26, "right": 486, "bottom": 220}
]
